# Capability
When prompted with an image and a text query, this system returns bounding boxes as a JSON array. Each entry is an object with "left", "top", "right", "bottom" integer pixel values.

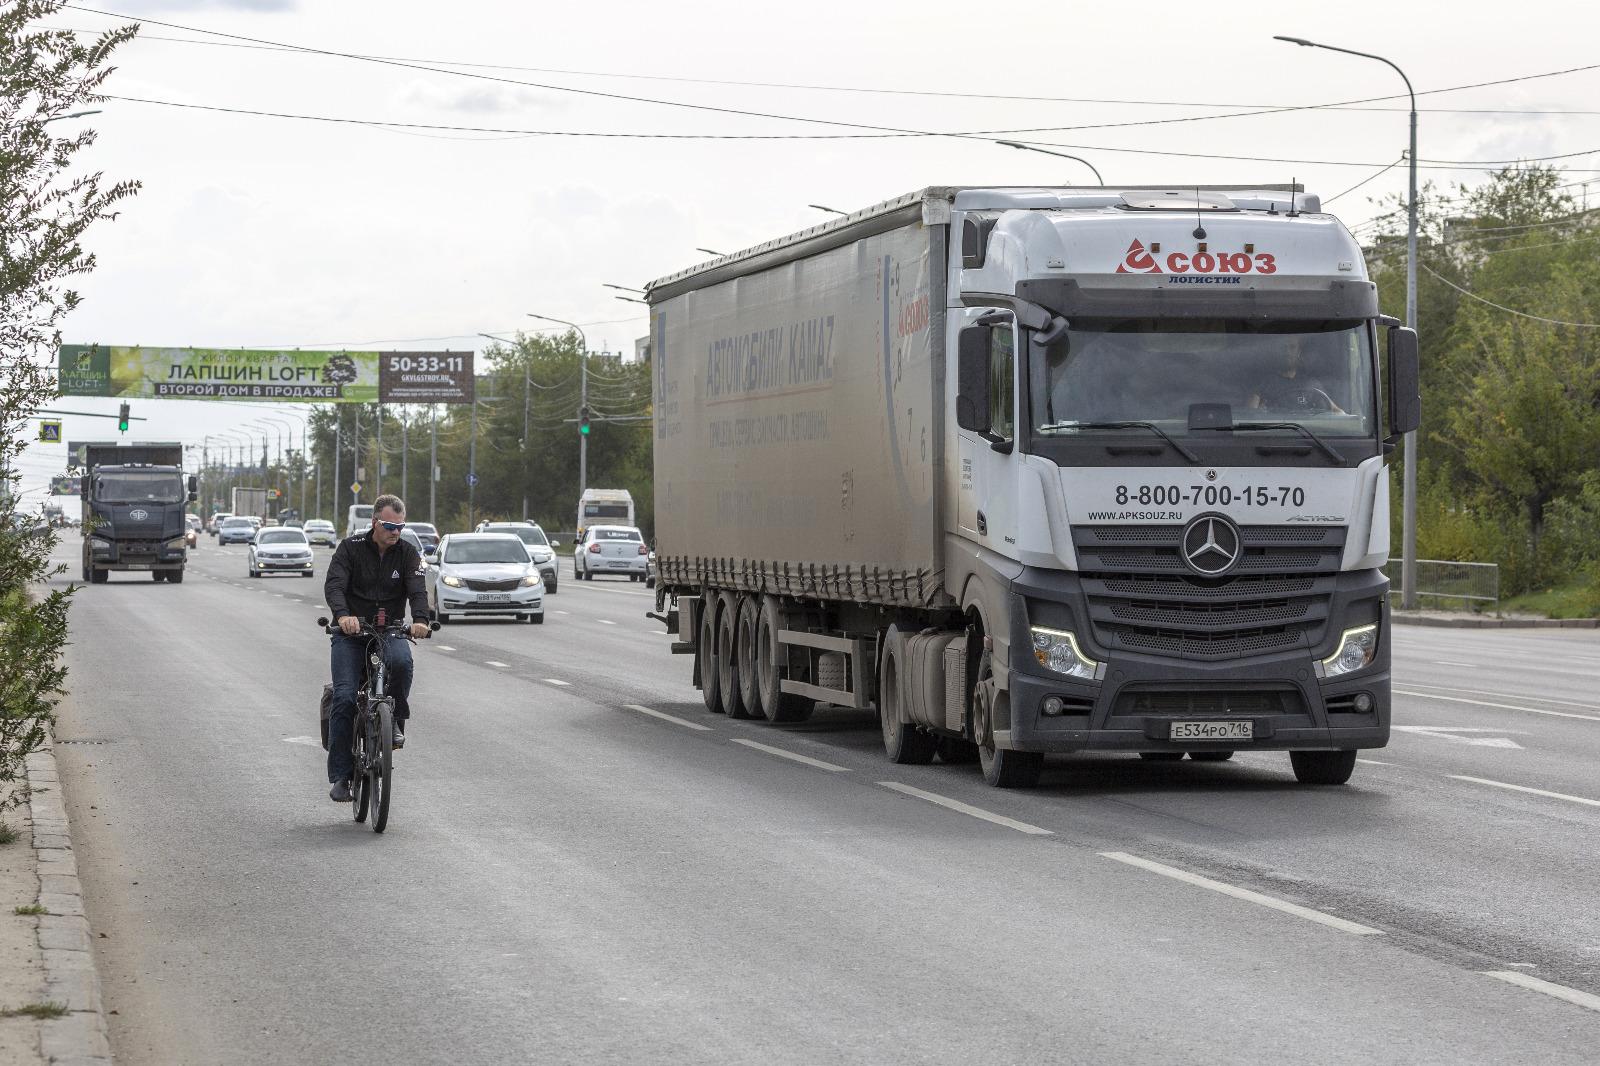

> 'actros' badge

[{"left": 1181, "top": 513, "right": 1242, "bottom": 577}]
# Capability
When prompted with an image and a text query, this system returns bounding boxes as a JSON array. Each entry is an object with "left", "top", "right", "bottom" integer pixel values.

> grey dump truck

[
  {"left": 647, "top": 185, "right": 1420, "bottom": 788},
  {"left": 81, "top": 442, "right": 196, "bottom": 583}
]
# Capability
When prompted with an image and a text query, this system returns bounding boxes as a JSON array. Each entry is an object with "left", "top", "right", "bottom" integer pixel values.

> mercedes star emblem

[{"left": 1181, "top": 514, "right": 1242, "bottom": 577}]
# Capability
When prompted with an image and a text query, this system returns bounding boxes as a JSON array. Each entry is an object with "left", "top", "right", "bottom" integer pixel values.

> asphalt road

[{"left": 46, "top": 534, "right": 1600, "bottom": 1064}]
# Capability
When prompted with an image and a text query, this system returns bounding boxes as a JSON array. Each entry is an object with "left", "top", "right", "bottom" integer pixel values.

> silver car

[
  {"left": 479, "top": 521, "right": 559, "bottom": 593},
  {"left": 217, "top": 516, "right": 256, "bottom": 545},
  {"left": 303, "top": 519, "right": 337, "bottom": 546},
  {"left": 429, "top": 533, "right": 544, "bottom": 624},
  {"left": 574, "top": 525, "right": 648, "bottom": 581},
  {"left": 248, "top": 527, "right": 314, "bottom": 577}
]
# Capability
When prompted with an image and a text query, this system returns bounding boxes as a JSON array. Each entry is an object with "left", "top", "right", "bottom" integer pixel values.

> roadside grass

[
  {"left": 14, "top": 904, "right": 47, "bottom": 916},
  {"left": 1500, "top": 577, "right": 1600, "bottom": 620},
  {"left": 0, "top": 821, "right": 16, "bottom": 846},
  {"left": 0, "top": 1002, "right": 67, "bottom": 1020}
]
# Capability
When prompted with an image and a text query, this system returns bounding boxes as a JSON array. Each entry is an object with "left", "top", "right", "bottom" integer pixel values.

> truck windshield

[
  {"left": 95, "top": 472, "right": 184, "bottom": 504},
  {"left": 1031, "top": 319, "right": 1376, "bottom": 439}
]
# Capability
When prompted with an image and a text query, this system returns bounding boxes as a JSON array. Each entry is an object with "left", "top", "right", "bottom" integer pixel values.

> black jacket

[{"left": 325, "top": 531, "right": 431, "bottom": 624}]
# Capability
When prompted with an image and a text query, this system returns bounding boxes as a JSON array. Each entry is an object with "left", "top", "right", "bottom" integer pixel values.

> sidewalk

[
  {"left": 1393, "top": 609, "right": 1600, "bottom": 629},
  {"left": 0, "top": 729, "right": 113, "bottom": 1065}
]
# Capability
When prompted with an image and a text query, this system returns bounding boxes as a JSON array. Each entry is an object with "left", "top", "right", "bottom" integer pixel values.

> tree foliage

[{"left": 1, "top": 1, "right": 139, "bottom": 814}]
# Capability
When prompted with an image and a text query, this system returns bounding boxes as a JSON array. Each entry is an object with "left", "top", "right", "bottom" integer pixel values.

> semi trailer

[
  {"left": 80, "top": 442, "right": 196, "bottom": 583},
  {"left": 647, "top": 185, "right": 1419, "bottom": 788}
]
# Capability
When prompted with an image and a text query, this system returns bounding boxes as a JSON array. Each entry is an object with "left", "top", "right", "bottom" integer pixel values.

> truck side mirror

[
  {"left": 1386, "top": 325, "right": 1420, "bottom": 438},
  {"left": 188, "top": 491, "right": 198, "bottom": 503},
  {"left": 956, "top": 324, "right": 993, "bottom": 434},
  {"left": 187, "top": 475, "right": 198, "bottom": 492}
]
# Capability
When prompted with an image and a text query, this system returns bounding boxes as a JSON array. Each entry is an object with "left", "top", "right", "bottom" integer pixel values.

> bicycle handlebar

[{"left": 315, "top": 616, "right": 440, "bottom": 638}]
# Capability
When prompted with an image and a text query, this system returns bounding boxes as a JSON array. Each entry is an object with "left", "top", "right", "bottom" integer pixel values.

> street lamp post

[
  {"left": 1274, "top": 36, "right": 1418, "bottom": 609},
  {"left": 994, "top": 140, "right": 1104, "bottom": 185},
  {"left": 527, "top": 313, "right": 590, "bottom": 502}
]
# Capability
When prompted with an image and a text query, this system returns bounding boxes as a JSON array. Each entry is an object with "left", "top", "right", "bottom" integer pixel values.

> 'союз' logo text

[{"left": 1115, "top": 239, "right": 1277, "bottom": 278}]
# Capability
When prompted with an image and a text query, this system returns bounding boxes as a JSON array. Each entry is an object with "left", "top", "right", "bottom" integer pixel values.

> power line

[
  {"left": 1419, "top": 262, "right": 1600, "bottom": 327},
  {"left": 1324, "top": 156, "right": 1407, "bottom": 206}
]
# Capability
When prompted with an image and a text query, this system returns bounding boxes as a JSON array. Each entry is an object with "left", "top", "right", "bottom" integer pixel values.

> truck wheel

[
  {"left": 735, "top": 596, "right": 764, "bottom": 720},
  {"left": 91, "top": 569, "right": 108, "bottom": 584},
  {"left": 1289, "top": 749, "right": 1357, "bottom": 785},
  {"left": 1189, "top": 750, "right": 1233, "bottom": 762},
  {"left": 974, "top": 656, "right": 1043, "bottom": 788},
  {"left": 879, "top": 627, "right": 937, "bottom": 765},
  {"left": 698, "top": 599, "right": 724, "bottom": 714},
  {"left": 717, "top": 591, "right": 750, "bottom": 719},
  {"left": 168, "top": 568, "right": 184, "bottom": 584},
  {"left": 756, "top": 597, "right": 813, "bottom": 724},
  {"left": 151, "top": 570, "right": 164, "bottom": 581}
]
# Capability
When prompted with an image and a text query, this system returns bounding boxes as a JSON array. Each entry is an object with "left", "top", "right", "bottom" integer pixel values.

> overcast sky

[{"left": 13, "top": 0, "right": 1600, "bottom": 502}]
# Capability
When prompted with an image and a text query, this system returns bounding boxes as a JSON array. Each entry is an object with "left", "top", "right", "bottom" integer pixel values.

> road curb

[
  {"left": 1393, "top": 613, "right": 1600, "bottom": 629},
  {"left": 25, "top": 730, "right": 113, "bottom": 1065}
]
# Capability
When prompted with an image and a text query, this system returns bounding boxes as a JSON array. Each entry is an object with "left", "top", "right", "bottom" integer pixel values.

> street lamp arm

[
  {"left": 1272, "top": 37, "right": 1414, "bottom": 108},
  {"left": 995, "top": 140, "right": 1104, "bottom": 186}
]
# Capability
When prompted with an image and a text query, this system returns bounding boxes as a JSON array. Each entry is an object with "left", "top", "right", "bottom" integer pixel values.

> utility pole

[
  {"left": 429, "top": 405, "right": 437, "bottom": 527},
  {"left": 401, "top": 414, "right": 409, "bottom": 507},
  {"left": 467, "top": 395, "right": 478, "bottom": 529},
  {"left": 375, "top": 404, "right": 384, "bottom": 497},
  {"left": 522, "top": 361, "right": 531, "bottom": 521},
  {"left": 332, "top": 409, "right": 342, "bottom": 525},
  {"left": 580, "top": 349, "right": 588, "bottom": 499}
]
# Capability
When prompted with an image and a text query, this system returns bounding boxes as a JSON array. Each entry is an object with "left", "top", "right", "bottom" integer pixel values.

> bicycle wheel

[
  {"left": 369, "top": 699, "right": 394, "bottom": 833},
  {"left": 351, "top": 700, "right": 370, "bottom": 823}
]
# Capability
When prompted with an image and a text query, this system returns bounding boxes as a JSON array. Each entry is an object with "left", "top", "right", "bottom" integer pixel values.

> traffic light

[
  {"left": 117, "top": 402, "right": 130, "bottom": 433},
  {"left": 578, "top": 405, "right": 591, "bottom": 435}
]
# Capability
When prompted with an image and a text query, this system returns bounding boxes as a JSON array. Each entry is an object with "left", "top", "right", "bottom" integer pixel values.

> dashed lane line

[
  {"left": 732, "top": 738, "right": 848, "bottom": 772},
  {"left": 1100, "top": 851, "right": 1382, "bottom": 936},
  {"left": 485, "top": 660, "right": 510, "bottom": 669},
  {"left": 622, "top": 704, "right": 712, "bottom": 731},
  {"left": 1483, "top": 971, "right": 1600, "bottom": 1014},
  {"left": 543, "top": 678, "right": 571, "bottom": 687},
  {"left": 877, "top": 781, "right": 1052, "bottom": 836},
  {"left": 1449, "top": 775, "right": 1600, "bottom": 809},
  {"left": 1395, "top": 681, "right": 1595, "bottom": 711},
  {"left": 435, "top": 645, "right": 456, "bottom": 652},
  {"left": 1394, "top": 688, "right": 1600, "bottom": 723},
  {"left": 598, "top": 619, "right": 617, "bottom": 625}
]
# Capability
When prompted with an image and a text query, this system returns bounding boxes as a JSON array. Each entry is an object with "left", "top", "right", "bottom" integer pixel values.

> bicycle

[{"left": 317, "top": 614, "right": 437, "bottom": 833}]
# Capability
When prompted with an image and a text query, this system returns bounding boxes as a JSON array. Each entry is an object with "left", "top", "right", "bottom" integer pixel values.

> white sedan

[
  {"left": 428, "top": 533, "right": 544, "bottom": 624},
  {"left": 574, "top": 525, "right": 649, "bottom": 581},
  {"left": 303, "top": 519, "right": 338, "bottom": 546},
  {"left": 248, "top": 527, "right": 315, "bottom": 578}
]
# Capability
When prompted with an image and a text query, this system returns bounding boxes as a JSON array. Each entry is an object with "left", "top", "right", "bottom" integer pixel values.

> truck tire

[
  {"left": 735, "top": 596, "right": 764, "bottom": 720},
  {"left": 168, "top": 568, "right": 184, "bottom": 584},
  {"left": 974, "top": 656, "right": 1043, "bottom": 788},
  {"left": 1289, "top": 749, "right": 1357, "bottom": 785},
  {"left": 91, "top": 568, "right": 108, "bottom": 584},
  {"left": 879, "top": 626, "right": 937, "bottom": 765},
  {"left": 756, "top": 597, "right": 813, "bottom": 724},
  {"left": 698, "top": 598, "right": 724, "bottom": 714},
  {"left": 717, "top": 591, "right": 751, "bottom": 719},
  {"left": 151, "top": 570, "right": 164, "bottom": 581}
]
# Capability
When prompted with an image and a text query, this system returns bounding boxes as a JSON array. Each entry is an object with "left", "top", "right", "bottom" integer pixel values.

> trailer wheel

[
  {"left": 1289, "top": 749, "right": 1356, "bottom": 785},
  {"left": 756, "top": 597, "right": 814, "bottom": 724},
  {"left": 879, "top": 627, "right": 937, "bottom": 765},
  {"left": 974, "top": 655, "right": 1043, "bottom": 788},
  {"left": 717, "top": 591, "right": 751, "bottom": 719},
  {"left": 698, "top": 598, "right": 724, "bottom": 715},
  {"left": 735, "top": 596, "right": 764, "bottom": 720}
]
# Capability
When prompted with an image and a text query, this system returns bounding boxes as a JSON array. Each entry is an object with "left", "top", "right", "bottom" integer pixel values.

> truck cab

[{"left": 80, "top": 442, "right": 196, "bottom": 584}]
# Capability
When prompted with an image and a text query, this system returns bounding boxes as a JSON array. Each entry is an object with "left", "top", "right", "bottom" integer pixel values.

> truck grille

[{"left": 1074, "top": 525, "right": 1344, "bottom": 662}]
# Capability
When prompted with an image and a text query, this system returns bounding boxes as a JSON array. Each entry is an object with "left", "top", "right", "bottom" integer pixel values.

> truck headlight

[
  {"left": 166, "top": 536, "right": 188, "bottom": 549},
  {"left": 441, "top": 574, "right": 463, "bottom": 588},
  {"left": 1030, "top": 627, "right": 1102, "bottom": 681},
  {"left": 1319, "top": 624, "right": 1378, "bottom": 678}
]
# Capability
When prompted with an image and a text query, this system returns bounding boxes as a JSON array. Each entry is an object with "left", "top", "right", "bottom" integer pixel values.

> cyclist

[{"left": 324, "top": 494, "right": 431, "bottom": 802}]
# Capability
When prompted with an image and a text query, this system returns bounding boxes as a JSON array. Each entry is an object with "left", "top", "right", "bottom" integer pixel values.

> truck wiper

[
  {"left": 1041, "top": 421, "right": 1201, "bottom": 464},
  {"left": 1203, "top": 421, "right": 1344, "bottom": 464}
]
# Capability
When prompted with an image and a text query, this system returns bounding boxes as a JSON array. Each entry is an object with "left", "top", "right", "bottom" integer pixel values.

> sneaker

[
  {"left": 329, "top": 781, "right": 353, "bottom": 803},
  {"left": 392, "top": 725, "right": 406, "bottom": 749}
]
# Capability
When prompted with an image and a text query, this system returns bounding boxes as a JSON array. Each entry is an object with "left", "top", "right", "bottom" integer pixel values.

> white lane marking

[
  {"left": 732, "top": 738, "right": 848, "bottom": 772},
  {"left": 485, "top": 660, "right": 510, "bottom": 668},
  {"left": 282, "top": 736, "right": 321, "bottom": 746},
  {"left": 1432, "top": 660, "right": 1478, "bottom": 668},
  {"left": 556, "top": 611, "right": 571, "bottom": 616},
  {"left": 1395, "top": 682, "right": 1596, "bottom": 711},
  {"left": 543, "top": 678, "right": 570, "bottom": 687},
  {"left": 1356, "top": 758, "right": 1396, "bottom": 766},
  {"left": 877, "top": 781, "right": 1052, "bottom": 836},
  {"left": 435, "top": 645, "right": 456, "bottom": 652},
  {"left": 1393, "top": 725, "right": 1524, "bottom": 749},
  {"left": 1449, "top": 775, "right": 1600, "bottom": 809},
  {"left": 1100, "top": 852, "right": 1382, "bottom": 936},
  {"left": 1394, "top": 688, "right": 1600, "bottom": 723},
  {"left": 598, "top": 619, "right": 617, "bottom": 625},
  {"left": 1482, "top": 971, "right": 1600, "bottom": 1014},
  {"left": 623, "top": 704, "right": 711, "bottom": 731}
]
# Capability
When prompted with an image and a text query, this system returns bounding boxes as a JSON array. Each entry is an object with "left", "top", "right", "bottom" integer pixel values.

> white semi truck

[{"left": 647, "top": 186, "right": 1419, "bottom": 788}]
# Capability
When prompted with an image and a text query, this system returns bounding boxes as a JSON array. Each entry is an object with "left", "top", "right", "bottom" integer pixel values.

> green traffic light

[{"left": 117, "top": 402, "right": 130, "bottom": 432}]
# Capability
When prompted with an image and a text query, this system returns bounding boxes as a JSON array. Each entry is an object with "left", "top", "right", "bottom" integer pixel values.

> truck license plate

[
  {"left": 477, "top": 593, "right": 510, "bottom": 603},
  {"left": 1170, "top": 720, "right": 1253, "bottom": 741}
]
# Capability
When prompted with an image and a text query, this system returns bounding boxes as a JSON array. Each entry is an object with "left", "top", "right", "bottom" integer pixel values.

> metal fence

[{"left": 1384, "top": 559, "right": 1500, "bottom": 611}]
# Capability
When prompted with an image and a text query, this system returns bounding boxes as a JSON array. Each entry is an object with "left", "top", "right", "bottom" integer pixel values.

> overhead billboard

[{"left": 57, "top": 345, "right": 473, "bottom": 403}]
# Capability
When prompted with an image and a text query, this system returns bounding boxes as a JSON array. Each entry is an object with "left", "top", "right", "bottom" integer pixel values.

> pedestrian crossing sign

[{"left": 38, "top": 419, "right": 62, "bottom": 443}]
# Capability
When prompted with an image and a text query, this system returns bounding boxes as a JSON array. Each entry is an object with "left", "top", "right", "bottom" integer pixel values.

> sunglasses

[{"left": 377, "top": 520, "right": 406, "bottom": 532}]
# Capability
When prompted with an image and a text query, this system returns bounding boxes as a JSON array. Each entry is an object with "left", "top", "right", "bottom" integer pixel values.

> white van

[
  {"left": 576, "top": 489, "right": 633, "bottom": 539},
  {"left": 345, "top": 504, "right": 373, "bottom": 540}
]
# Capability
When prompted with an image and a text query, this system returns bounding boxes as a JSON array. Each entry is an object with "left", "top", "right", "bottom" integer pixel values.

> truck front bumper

[
  {"left": 88, "top": 538, "right": 187, "bottom": 570},
  {"left": 996, "top": 567, "right": 1391, "bottom": 754}
]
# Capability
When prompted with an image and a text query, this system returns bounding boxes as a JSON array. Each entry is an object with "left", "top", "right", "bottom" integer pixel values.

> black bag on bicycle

[{"left": 319, "top": 682, "right": 334, "bottom": 751}]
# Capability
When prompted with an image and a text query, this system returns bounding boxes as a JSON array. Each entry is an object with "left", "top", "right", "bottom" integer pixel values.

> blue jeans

[{"left": 327, "top": 632, "right": 414, "bottom": 784}]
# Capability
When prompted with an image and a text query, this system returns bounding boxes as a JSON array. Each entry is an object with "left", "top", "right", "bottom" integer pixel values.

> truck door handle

[{"left": 976, "top": 511, "right": 988, "bottom": 537}]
